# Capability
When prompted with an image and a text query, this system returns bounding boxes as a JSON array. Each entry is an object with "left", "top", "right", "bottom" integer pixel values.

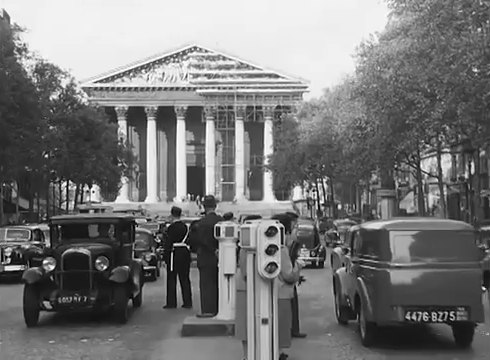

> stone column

[
  {"left": 114, "top": 106, "right": 131, "bottom": 203},
  {"left": 145, "top": 106, "right": 160, "bottom": 203},
  {"left": 204, "top": 106, "right": 216, "bottom": 196},
  {"left": 263, "top": 106, "right": 276, "bottom": 202},
  {"left": 235, "top": 105, "right": 246, "bottom": 201},
  {"left": 174, "top": 106, "right": 187, "bottom": 202}
]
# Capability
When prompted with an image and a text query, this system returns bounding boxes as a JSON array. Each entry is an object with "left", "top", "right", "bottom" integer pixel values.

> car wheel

[
  {"left": 156, "top": 267, "right": 161, "bottom": 278},
  {"left": 452, "top": 322, "right": 475, "bottom": 348},
  {"left": 133, "top": 283, "right": 143, "bottom": 308},
  {"left": 334, "top": 288, "right": 349, "bottom": 325},
  {"left": 23, "top": 284, "right": 40, "bottom": 328},
  {"left": 358, "top": 299, "right": 377, "bottom": 347},
  {"left": 150, "top": 270, "right": 158, "bottom": 282},
  {"left": 319, "top": 261, "right": 325, "bottom": 269},
  {"left": 113, "top": 285, "right": 129, "bottom": 324}
]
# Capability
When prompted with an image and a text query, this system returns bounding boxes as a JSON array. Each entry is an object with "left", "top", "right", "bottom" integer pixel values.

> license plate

[
  {"left": 57, "top": 294, "right": 89, "bottom": 305},
  {"left": 3, "top": 264, "right": 26, "bottom": 272},
  {"left": 404, "top": 308, "right": 468, "bottom": 323},
  {"left": 300, "top": 249, "right": 309, "bottom": 256}
]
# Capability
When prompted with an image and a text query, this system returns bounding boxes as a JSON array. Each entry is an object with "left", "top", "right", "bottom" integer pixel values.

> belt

[{"left": 169, "top": 243, "right": 190, "bottom": 272}]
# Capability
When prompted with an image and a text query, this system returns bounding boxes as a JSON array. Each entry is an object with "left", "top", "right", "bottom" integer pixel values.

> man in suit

[
  {"left": 163, "top": 206, "right": 192, "bottom": 309},
  {"left": 195, "top": 195, "right": 223, "bottom": 317}
]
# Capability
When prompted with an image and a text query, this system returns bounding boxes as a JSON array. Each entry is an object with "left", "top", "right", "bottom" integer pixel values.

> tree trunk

[
  {"left": 36, "top": 192, "right": 40, "bottom": 222},
  {"left": 320, "top": 177, "right": 328, "bottom": 213},
  {"left": 52, "top": 182, "right": 56, "bottom": 216},
  {"left": 58, "top": 180, "right": 63, "bottom": 212},
  {"left": 415, "top": 149, "right": 426, "bottom": 216},
  {"left": 0, "top": 180, "right": 4, "bottom": 226},
  {"left": 74, "top": 183, "right": 80, "bottom": 208},
  {"left": 15, "top": 182, "right": 20, "bottom": 224},
  {"left": 435, "top": 138, "right": 447, "bottom": 218},
  {"left": 473, "top": 149, "right": 482, "bottom": 224},
  {"left": 329, "top": 177, "right": 336, "bottom": 218},
  {"left": 314, "top": 178, "right": 321, "bottom": 216},
  {"left": 79, "top": 184, "right": 84, "bottom": 204},
  {"left": 46, "top": 180, "right": 50, "bottom": 219},
  {"left": 66, "top": 180, "right": 70, "bottom": 213}
]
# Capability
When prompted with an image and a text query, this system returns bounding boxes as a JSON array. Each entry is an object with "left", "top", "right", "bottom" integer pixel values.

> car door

[{"left": 345, "top": 230, "right": 361, "bottom": 301}]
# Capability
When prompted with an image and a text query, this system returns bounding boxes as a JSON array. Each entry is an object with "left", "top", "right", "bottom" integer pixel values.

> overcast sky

[{"left": 1, "top": 0, "right": 389, "bottom": 99}]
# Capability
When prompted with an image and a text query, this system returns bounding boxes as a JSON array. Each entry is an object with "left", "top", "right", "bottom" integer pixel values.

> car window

[
  {"left": 350, "top": 231, "right": 361, "bottom": 255},
  {"left": 0, "top": 228, "right": 31, "bottom": 241},
  {"left": 390, "top": 230, "right": 480, "bottom": 263}
]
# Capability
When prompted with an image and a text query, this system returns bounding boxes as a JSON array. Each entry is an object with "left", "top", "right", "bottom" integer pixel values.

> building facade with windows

[{"left": 81, "top": 44, "right": 308, "bottom": 203}]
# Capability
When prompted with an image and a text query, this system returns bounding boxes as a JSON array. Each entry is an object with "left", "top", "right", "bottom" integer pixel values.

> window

[
  {"left": 389, "top": 230, "right": 480, "bottom": 263},
  {"left": 350, "top": 231, "right": 361, "bottom": 256}
]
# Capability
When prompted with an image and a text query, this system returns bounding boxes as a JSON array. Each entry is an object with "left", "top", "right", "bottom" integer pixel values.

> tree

[{"left": 0, "top": 21, "right": 42, "bottom": 223}]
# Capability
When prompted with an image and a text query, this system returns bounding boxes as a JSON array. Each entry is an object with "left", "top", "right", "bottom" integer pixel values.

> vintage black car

[
  {"left": 134, "top": 228, "right": 160, "bottom": 281},
  {"left": 21, "top": 214, "right": 144, "bottom": 327},
  {"left": 0, "top": 225, "right": 47, "bottom": 277},
  {"left": 294, "top": 218, "right": 326, "bottom": 268},
  {"left": 326, "top": 219, "right": 359, "bottom": 248}
]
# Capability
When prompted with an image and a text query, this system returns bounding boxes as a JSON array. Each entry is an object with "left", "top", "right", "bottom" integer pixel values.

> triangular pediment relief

[{"left": 83, "top": 44, "right": 307, "bottom": 88}]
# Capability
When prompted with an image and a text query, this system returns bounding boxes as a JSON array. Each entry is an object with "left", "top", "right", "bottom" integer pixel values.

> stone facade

[{"left": 82, "top": 44, "right": 309, "bottom": 203}]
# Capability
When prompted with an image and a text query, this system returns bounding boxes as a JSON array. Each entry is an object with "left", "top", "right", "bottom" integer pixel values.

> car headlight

[
  {"left": 4, "top": 247, "right": 12, "bottom": 257},
  {"left": 311, "top": 251, "right": 316, "bottom": 256},
  {"left": 95, "top": 256, "right": 109, "bottom": 271},
  {"left": 144, "top": 253, "right": 153, "bottom": 262},
  {"left": 42, "top": 257, "right": 56, "bottom": 272}
]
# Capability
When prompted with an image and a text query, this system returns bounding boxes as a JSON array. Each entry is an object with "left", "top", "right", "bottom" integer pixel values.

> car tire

[
  {"left": 156, "top": 267, "right": 161, "bottom": 278},
  {"left": 334, "top": 288, "right": 349, "bottom": 325},
  {"left": 358, "top": 299, "right": 377, "bottom": 347},
  {"left": 452, "top": 322, "right": 475, "bottom": 348},
  {"left": 133, "top": 283, "right": 143, "bottom": 308},
  {"left": 113, "top": 285, "right": 129, "bottom": 324},
  {"left": 23, "top": 284, "right": 40, "bottom": 328},
  {"left": 319, "top": 261, "right": 325, "bottom": 269},
  {"left": 150, "top": 270, "right": 158, "bottom": 282}
]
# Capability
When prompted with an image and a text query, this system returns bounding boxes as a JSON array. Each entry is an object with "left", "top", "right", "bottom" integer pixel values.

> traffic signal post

[
  {"left": 214, "top": 220, "right": 239, "bottom": 320},
  {"left": 241, "top": 219, "right": 283, "bottom": 360}
]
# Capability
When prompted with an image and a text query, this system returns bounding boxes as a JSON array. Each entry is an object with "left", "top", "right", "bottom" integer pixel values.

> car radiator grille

[{"left": 61, "top": 252, "right": 91, "bottom": 291}]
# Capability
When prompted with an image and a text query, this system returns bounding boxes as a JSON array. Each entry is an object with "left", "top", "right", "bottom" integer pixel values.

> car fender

[
  {"left": 333, "top": 268, "right": 350, "bottom": 307},
  {"left": 22, "top": 267, "right": 44, "bottom": 285},
  {"left": 109, "top": 266, "right": 131, "bottom": 283},
  {"left": 356, "top": 277, "right": 374, "bottom": 321},
  {"left": 331, "top": 247, "right": 343, "bottom": 271}
]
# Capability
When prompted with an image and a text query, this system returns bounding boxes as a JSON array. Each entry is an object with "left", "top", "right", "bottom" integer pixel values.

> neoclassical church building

[{"left": 81, "top": 44, "right": 309, "bottom": 203}]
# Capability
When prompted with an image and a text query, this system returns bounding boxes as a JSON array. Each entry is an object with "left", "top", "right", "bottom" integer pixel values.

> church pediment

[{"left": 82, "top": 44, "right": 308, "bottom": 90}]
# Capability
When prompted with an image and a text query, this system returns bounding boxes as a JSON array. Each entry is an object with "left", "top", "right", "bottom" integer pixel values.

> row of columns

[{"left": 114, "top": 105, "right": 276, "bottom": 203}]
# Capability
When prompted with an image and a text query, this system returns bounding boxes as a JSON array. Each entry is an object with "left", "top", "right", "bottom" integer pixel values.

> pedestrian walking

[
  {"left": 163, "top": 206, "right": 192, "bottom": 309},
  {"left": 195, "top": 195, "right": 223, "bottom": 317}
]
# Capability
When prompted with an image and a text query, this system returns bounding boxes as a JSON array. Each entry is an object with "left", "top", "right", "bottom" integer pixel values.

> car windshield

[
  {"left": 135, "top": 232, "right": 152, "bottom": 249},
  {"left": 52, "top": 222, "right": 118, "bottom": 243},
  {"left": 0, "top": 228, "right": 31, "bottom": 242},
  {"left": 390, "top": 230, "right": 480, "bottom": 263}
]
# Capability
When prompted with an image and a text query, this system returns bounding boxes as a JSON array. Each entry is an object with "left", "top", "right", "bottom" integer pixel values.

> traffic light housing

[
  {"left": 214, "top": 221, "right": 239, "bottom": 240},
  {"left": 256, "top": 220, "right": 283, "bottom": 279}
]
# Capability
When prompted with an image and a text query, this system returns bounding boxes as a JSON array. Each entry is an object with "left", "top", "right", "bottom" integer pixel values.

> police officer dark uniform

[
  {"left": 195, "top": 195, "right": 223, "bottom": 317},
  {"left": 163, "top": 206, "right": 192, "bottom": 309}
]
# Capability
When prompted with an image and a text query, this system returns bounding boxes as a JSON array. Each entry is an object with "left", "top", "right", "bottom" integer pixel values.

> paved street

[{"left": 0, "top": 255, "right": 489, "bottom": 360}]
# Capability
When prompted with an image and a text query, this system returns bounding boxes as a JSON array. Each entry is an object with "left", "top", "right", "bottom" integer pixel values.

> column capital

[
  {"left": 203, "top": 105, "right": 216, "bottom": 119},
  {"left": 145, "top": 106, "right": 158, "bottom": 119},
  {"left": 263, "top": 105, "right": 276, "bottom": 118},
  {"left": 235, "top": 105, "right": 246, "bottom": 119},
  {"left": 174, "top": 105, "right": 188, "bottom": 118},
  {"left": 115, "top": 106, "right": 128, "bottom": 119}
]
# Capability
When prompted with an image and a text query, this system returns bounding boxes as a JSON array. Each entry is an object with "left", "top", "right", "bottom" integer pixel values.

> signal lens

[
  {"left": 265, "top": 244, "right": 279, "bottom": 256},
  {"left": 265, "top": 262, "right": 278, "bottom": 274},
  {"left": 265, "top": 226, "right": 278, "bottom": 237}
]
